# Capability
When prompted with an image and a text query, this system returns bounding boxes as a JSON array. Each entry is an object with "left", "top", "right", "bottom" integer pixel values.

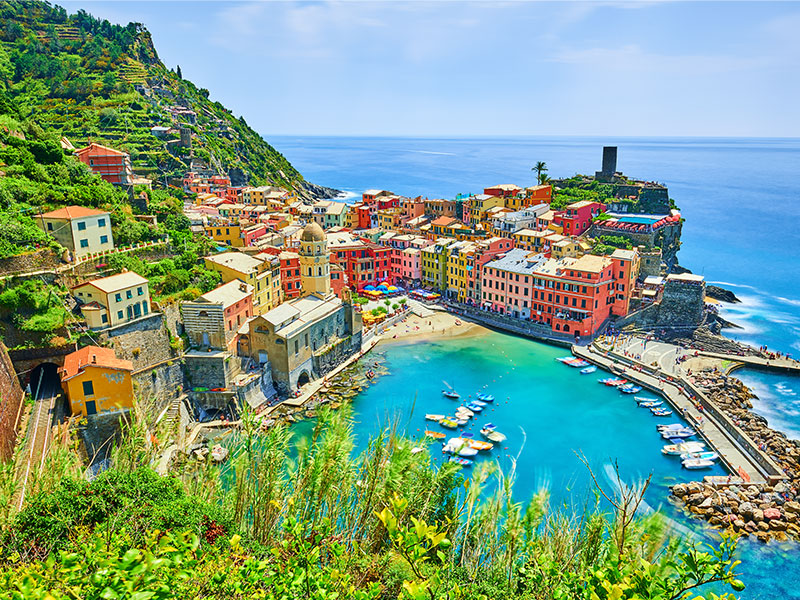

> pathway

[{"left": 697, "top": 351, "right": 800, "bottom": 374}]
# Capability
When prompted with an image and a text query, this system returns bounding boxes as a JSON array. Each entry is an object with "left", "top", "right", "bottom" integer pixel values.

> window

[
  {"left": 294, "top": 340, "right": 299, "bottom": 354},
  {"left": 80, "top": 239, "right": 89, "bottom": 248},
  {"left": 126, "top": 290, "right": 133, "bottom": 299},
  {"left": 82, "top": 380, "right": 94, "bottom": 396},
  {"left": 47, "top": 222, "right": 53, "bottom": 231},
  {"left": 101, "top": 314, "right": 108, "bottom": 323},
  {"left": 98, "top": 218, "right": 106, "bottom": 227},
  {"left": 117, "top": 310, "right": 123, "bottom": 320},
  {"left": 137, "top": 287, "right": 143, "bottom": 296},
  {"left": 77, "top": 221, "right": 87, "bottom": 231},
  {"left": 100, "top": 235, "right": 108, "bottom": 244}
]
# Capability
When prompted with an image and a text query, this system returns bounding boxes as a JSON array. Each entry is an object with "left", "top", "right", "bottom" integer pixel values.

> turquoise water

[
  {"left": 616, "top": 215, "right": 662, "bottom": 224},
  {"left": 339, "top": 332, "right": 798, "bottom": 598}
]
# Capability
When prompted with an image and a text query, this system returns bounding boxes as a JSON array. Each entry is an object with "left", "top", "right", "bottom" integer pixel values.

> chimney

[
  {"left": 91, "top": 354, "right": 97, "bottom": 364},
  {"left": 239, "top": 283, "right": 247, "bottom": 292}
]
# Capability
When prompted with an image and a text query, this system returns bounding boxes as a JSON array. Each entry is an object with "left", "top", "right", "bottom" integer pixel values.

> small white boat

[
  {"left": 471, "top": 399, "right": 488, "bottom": 407},
  {"left": 661, "top": 429, "right": 697, "bottom": 439},
  {"left": 411, "top": 447, "right": 424, "bottom": 455},
  {"left": 425, "top": 414, "right": 445, "bottom": 422},
  {"left": 455, "top": 406, "right": 474, "bottom": 418},
  {"left": 638, "top": 400, "right": 663, "bottom": 408},
  {"left": 580, "top": 366, "right": 597, "bottom": 374},
  {"left": 651, "top": 408, "right": 673, "bottom": 417},
  {"left": 455, "top": 417, "right": 469, "bottom": 426},
  {"left": 680, "top": 451, "right": 718, "bottom": 461},
  {"left": 458, "top": 446, "right": 478, "bottom": 457},
  {"left": 662, "top": 441, "right": 705, "bottom": 455},
  {"left": 468, "top": 439, "right": 493, "bottom": 451},
  {"left": 443, "top": 390, "right": 460, "bottom": 399},
  {"left": 481, "top": 428, "right": 507, "bottom": 442},
  {"left": 682, "top": 458, "right": 715, "bottom": 470},
  {"left": 635, "top": 396, "right": 659, "bottom": 403},
  {"left": 440, "top": 418, "right": 458, "bottom": 429},
  {"left": 476, "top": 393, "right": 495, "bottom": 402},
  {"left": 466, "top": 402, "right": 484, "bottom": 412}
]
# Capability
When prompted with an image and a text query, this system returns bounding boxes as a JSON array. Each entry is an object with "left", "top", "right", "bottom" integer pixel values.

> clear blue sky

[{"left": 60, "top": 1, "right": 800, "bottom": 137}]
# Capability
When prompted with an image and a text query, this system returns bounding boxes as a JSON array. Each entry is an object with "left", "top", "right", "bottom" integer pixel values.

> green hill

[{"left": 0, "top": 0, "right": 334, "bottom": 199}]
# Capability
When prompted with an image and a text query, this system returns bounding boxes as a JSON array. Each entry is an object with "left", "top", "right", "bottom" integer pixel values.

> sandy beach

[{"left": 379, "top": 310, "right": 488, "bottom": 344}]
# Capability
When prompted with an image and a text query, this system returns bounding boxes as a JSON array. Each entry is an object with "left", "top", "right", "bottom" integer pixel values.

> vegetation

[
  {"left": 0, "top": 278, "right": 71, "bottom": 345},
  {"left": 532, "top": 161, "right": 548, "bottom": 185},
  {"left": 551, "top": 177, "right": 616, "bottom": 211},
  {"left": 0, "top": 404, "right": 746, "bottom": 599},
  {"left": 592, "top": 235, "right": 634, "bottom": 255},
  {"left": 0, "top": 1, "right": 311, "bottom": 191}
]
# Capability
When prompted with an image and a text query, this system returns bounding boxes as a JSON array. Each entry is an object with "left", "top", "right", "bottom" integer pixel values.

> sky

[{"left": 58, "top": 1, "right": 800, "bottom": 137}]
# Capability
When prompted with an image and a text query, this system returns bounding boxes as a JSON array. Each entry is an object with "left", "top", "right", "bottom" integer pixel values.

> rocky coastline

[{"left": 671, "top": 371, "right": 800, "bottom": 542}]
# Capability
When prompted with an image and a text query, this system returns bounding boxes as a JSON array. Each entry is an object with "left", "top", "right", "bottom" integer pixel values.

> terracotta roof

[
  {"left": 59, "top": 346, "right": 133, "bottom": 381},
  {"left": 431, "top": 216, "right": 457, "bottom": 227},
  {"left": 73, "top": 271, "right": 149, "bottom": 294},
  {"left": 40, "top": 205, "right": 108, "bottom": 220},
  {"left": 74, "top": 142, "right": 127, "bottom": 157}
]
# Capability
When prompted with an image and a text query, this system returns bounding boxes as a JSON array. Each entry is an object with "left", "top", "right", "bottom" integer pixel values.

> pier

[
  {"left": 572, "top": 343, "right": 787, "bottom": 486},
  {"left": 696, "top": 351, "right": 800, "bottom": 375}
]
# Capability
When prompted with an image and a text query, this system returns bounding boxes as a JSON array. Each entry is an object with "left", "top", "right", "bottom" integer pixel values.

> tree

[{"left": 532, "top": 161, "right": 548, "bottom": 185}]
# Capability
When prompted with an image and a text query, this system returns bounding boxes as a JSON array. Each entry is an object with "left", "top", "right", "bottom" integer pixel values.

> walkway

[
  {"left": 697, "top": 351, "right": 800, "bottom": 374},
  {"left": 572, "top": 344, "right": 773, "bottom": 485}
]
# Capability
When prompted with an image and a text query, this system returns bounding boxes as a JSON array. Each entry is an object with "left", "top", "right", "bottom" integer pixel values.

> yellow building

[
  {"left": 298, "top": 222, "right": 331, "bottom": 298},
  {"left": 469, "top": 194, "right": 504, "bottom": 227},
  {"left": 421, "top": 238, "right": 456, "bottom": 291},
  {"left": 38, "top": 206, "right": 114, "bottom": 258},
  {"left": 205, "top": 252, "right": 281, "bottom": 313},
  {"left": 513, "top": 229, "right": 548, "bottom": 253},
  {"left": 377, "top": 207, "right": 402, "bottom": 232},
  {"left": 205, "top": 224, "right": 243, "bottom": 247},
  {"left": 73, "top": 271, "right": 151, "bottom": 329},
  {"left": 59, "top": 346, "right": 133, "bottom": 416},
  {"left": 446, "top": 241, "right": 475, "bottom": 301},
  {"left": 551, "top": 238, "right": 586, "bottom": 260}
]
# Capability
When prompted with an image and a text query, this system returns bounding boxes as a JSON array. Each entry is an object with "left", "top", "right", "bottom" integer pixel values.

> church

[{"left": 240, "top": 222, "right": 363, "bottom": 395}]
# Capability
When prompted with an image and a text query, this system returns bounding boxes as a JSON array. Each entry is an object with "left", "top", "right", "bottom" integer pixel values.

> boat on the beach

[
  {"left": 481, "top": 428, "right": 507, "bottom": 442},
  {"left": 651, "top": 408, "right": 673, "bottom": 417},
  {"left": 425, "top": 413, "right": 445, "bottom": 422},
  {"left": 680, "top": 451, "right": 719, "bottom": 462},
  {"left": 662, "top": 441, "right": 706, "bottom": 455},
  {"left": 682, "top": 458, "right": 716, "bottom": 470},
  {"left": 450, "top": 457, "right": 473, "bottom": 466},
  {"left": 425, "top": 430, "right": 445, "bottom": 439},
  {"left": 580, "top": 366, "right": 597, "bottom": 374},
  {"left": 476, "top": 393, "right": 495, "bottom": 402},
  {"left": 466, "top": 401, "right": 484, "bottom": 412},
  {"left": 442, "top": 390, "right": 460, "bottom": 399}
]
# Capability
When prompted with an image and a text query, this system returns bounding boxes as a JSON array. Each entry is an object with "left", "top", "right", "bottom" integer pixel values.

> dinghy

[
  {"left": 680, "top": 451, "right": 718, "bottom": 461},
  {"left": 458, "top": 446, "right": 478, "bottom": 457},
  {"left": 569, "top": 359, "right": 590, "bottom": 368},
  {"left": 425, "top": 430, "right": 445, "bottom": 439},
  {"left": 450, "top": 457, "right": 473, "bottom": 466},
  {"left": 476, "top": 393, "right": 495, "bottom": 402},
  {"left": 439, "top": 418, "right": 458, "bottom": 429},
  {"left": 619, "top": 385, "right": 642, "bottom": 394},
  {"left": 682, "top": 458, "right": 715, "bottom": 470},
  {"left": 580, "top": 366, "right": 597, "bottom": 374},
  {"left": 468, "top": 439, "right": 493, "bottom": 451},
  {"left": 481, "top": 428, "right": 507, "bottom": 442},
  {"left": 662, "top": 429, "right": 697, "bottom": 439},
  {"left": 425, "top": 414, "right": 445, "bottom": 422},
  {"left": 466, "top": 402, "right": 484, "bottom": 412},
  {"left": 442, "top": 390, "right": 460, "bottom": 399},
  {"left": 638, "top": 400, "right": 663, "bottom": 408},
  {"left": 650, "top": 408, "right": 673, "bottom": 417},
  {"left": 471, "top": 399, "right": 488, "bottom": 407},
  {"left": 662, "top": 441, "right": 705, "bottom": 455}
]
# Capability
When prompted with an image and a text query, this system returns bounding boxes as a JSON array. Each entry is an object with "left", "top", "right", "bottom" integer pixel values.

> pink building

[
  {"left": 398, "top": 248, "right": 421, "bottom": 286},
  {"left": 554, "top": 201, "right": 605, "bottom": 237},
  {"left": 481, "top": 249, "right": 544, "bottom": 317}
]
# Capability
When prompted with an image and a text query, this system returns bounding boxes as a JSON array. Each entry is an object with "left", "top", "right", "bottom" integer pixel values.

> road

[{"left": 16, "top": 366, "right": 60, "bottom": 510}]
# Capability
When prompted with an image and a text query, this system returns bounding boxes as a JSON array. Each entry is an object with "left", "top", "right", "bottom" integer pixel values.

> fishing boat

[
  {"left": 619, "top": 385, "right": 642, "bottom": 394},
  {"left": 662, "top": 441, "right": 705, "bottom": 455},
  {"left": 680, "top": 451, "right": 719, "bottom": 461},
  {"left": 466, "top": 402, "right": 484, "bottom": 412},
  {"left": 424, "top": 430, "right": 445, "bottom": 439},
  {"left": 450, "top": 457, "right": 473, "bottom": 466},
  {"left": 638, "top": 400, "right": 663, "bottom": 408},
  {"left": 425, "top": 414, "right": 445, "bottom": 422},
  {"left": 468, "top": 439, "right": 493, "bottom": 451},
  {"left": 439, "top": 418, "right": 458, "bottom": 429},
  {"left": 442, "top": 390, "right": 460, "bottom": 399},
  {"left": 580, "top": 366, "right": 597, "bottom": 374},
  {"left": 650, "top": 408, "right": 673, "bottom": 417},
  {"left": 476, "top": 393, "right": 495, "bottom": 402},
  {"left": 569, "top": 359, "right": 590, "bottom": 368},
  {"left": 481, "top": 428, "right": 507, "bottom": 442},
  {"left": 682, "top": 458, "right": 716, "bottom": 470}
]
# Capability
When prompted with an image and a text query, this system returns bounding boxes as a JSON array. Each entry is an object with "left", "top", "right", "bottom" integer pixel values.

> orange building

[
  {"left": 74, "top": 143, "right": 133, "bottom": 186},
  {"left": 59, "top": 346, "right": 134, "bottom": 416}
]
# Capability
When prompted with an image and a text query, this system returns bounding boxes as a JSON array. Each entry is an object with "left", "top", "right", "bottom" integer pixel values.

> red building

[
  {"left": 279, "top": 251, "right": 302, "bottom": 299},
  {"left": 328, "top": 232, "right": 393, "bottom": 290},
  {"left": 74, "top": 143, "right": 133, "bottom": 185},
  {"left": 525, "top": 184, "right": 553, "bottom": 204},
  {"left": 483, "top": 184, "right": 522, "bottom": 198},
  {"left": 241, "top": 223, "right": 268, "bottom": 247},
  {"left": 554, "top": 201, "right": 605, "bottom": 237}
]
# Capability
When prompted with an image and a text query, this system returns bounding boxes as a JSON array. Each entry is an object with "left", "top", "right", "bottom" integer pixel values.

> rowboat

[
  {"left": 638, "top": 400, "right": 663, "bottom": 408},
  {"left": 439, "top": 418, "right": 458, "bottom": 429},
  {"left": 455, "top": 407, "right": 474, "bottom": 418},
  {"left": 471, "top": 399, "right": 488, "bottom": 407},
  {"left": 556, "top": 356, "right": 576, "bottom": 363},
  {"left": 411, "top": 447, "right": 424, "bottom": 454},
  {"left": 682, "top": 458, "right": 715, "bottom": 470},
  {"left": 443, "top": 437, "right": 465, "bottom": 453},
  {"left": 569, "top": 359, "right": 590, "bottom": 368},
  {"left": 442, "top": 390, "right": 460, "bottom": 399},
  {"left": 658, "top": 423, "right": 687, "bottom": 431},
  {"left": 619, "top": 385, "right": 642, "bottom": 394},
  {"left": 424, "top": 430, "right": 445, "bottom": 439},
  {"left": 580, "top": 366, "right": 597, "bottom": 374},
  {"left": 458, "top": 446, "right": 478, "bottom": 457},
  {"left": 466, "top": 402, "right": 484, "bottom": 412},
  {"left": 425, "top": 414, "right": 445, "bottom": 422},
  {"left": 599, "top": 378, "right": 627, "bottom": 386},
  {"left": 662, "top": 429, "right": 697, "bottom": 440},
  {"left": 476, "top": 393, "right": 495, "bottom": 402},
  {"left": 450, "top": 457, "right": 473, "bottom": 466},
  {"left": 468, "top": 439, "right": 493, "bottom": 451},
  {"left": 650, "top": 408, "right": 673, "bottom": 417},
  {"left": 635, "top": 396, "right": 659, "bottom": 403}
]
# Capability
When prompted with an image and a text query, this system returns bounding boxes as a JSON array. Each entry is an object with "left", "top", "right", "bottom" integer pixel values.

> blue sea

[{"left": 270, "top": 135, "right": 800, "bottom": 597}]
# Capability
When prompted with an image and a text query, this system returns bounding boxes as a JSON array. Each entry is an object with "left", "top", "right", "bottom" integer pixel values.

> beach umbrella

[
  {"left": 377, "top": 284, "right": 388, "bottom": 291},
  {"left": 364, "top": 285, "right": 376, "bottom": 291}
]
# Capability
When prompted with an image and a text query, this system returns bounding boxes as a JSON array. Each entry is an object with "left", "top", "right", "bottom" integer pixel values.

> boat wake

[{"left": 408, "top": 150, "right": 456, "bottom": 156}]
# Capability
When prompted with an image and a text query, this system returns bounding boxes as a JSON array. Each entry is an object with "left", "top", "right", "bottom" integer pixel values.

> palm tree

[{"left": 532, "top": 161, "right": 548, "bottom": 184}]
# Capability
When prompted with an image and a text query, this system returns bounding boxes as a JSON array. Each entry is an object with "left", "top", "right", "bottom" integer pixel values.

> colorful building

[
  {"left": 327, "top": 231, "right": 392, "bottom": 290},
  {"left": 181, "top": 279, "right": 254, "bottom": 350},
  {"left": 205, "top": 224, "right": 244, "bottom": 247},
  {"left": 59, "top": 346, "right": 134, "bottom": 416},
  {"left": 279, "top": 251, "right": 302, "bottom": 299},
  {"left": 610, "top": 248, "right": 640, "bottom": 317},
  {"left": 554, "top": 201, "right": 605, "bottom": 237},
  {"left": 38, "top": 206, "right": 114, "bottom": 258},
  {"left": 73, "top": 271, "right": 151, "bottom": 329},
  {"left": 204, "top": 252, "right": 281, "bottom": 313},
  {"left": 482, "top": 249, "right": 547, "bottom": 318},
  {"left": 74, "top": 143, "right": 133, "bottom": 186},
  {"left": 420, "top": 238, "right": 457, "bottom": 291}
]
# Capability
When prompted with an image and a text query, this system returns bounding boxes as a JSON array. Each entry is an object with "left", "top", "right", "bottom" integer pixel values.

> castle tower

[{"left": 298, "top": 222, "right": 331, "bottom": 298}]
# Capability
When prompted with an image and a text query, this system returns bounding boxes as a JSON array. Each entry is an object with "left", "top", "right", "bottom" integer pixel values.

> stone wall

[
  {"left": 183, "top": 352, "right": 244, "bottom": 391},
  {"left": 0, "top": 342, "right": 24, "bottom": 460},
  {"left": 0, "top": 249, "right": 61, "bottom": 276},
  {"left": 617, "top": 277, "right": 706, "bottom": 332},
  {"left": 133, "top": 361, "right": 183, "bottom": 408},
  {"left": 100, "top": 313, "right": 176, "bottom": 371},
  {"left": 590, "top": 221, "right": 682, "bottom": 269},
  {"left": 79, "top": 408, "right": 130, "bottom": 463}
]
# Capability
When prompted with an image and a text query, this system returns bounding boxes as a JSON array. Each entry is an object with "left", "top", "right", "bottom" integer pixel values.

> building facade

[
  {"left": 39, "top": 206, "right": 114, "bottom": 258},
  {"left": 73, "top": 271, "right": 151, "bottom": 329},
  {"left": 59, "top": 346, "right": 134, "bottom": 416}
]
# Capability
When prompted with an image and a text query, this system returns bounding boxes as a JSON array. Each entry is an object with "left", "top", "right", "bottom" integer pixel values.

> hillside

[{"left": 0, "top": 0, "right": 334, "bottom": 199}]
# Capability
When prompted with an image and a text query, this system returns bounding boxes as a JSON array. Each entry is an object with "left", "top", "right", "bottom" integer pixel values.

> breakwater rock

[
  {"left": 706, "top": 285, "right": 742, "bottom": 304},
  {"left": 668, "top": 326, "right": 756, "bottom": 355},
  {"left": 670, "top": 372, "right": 800, "bottom": 542}
]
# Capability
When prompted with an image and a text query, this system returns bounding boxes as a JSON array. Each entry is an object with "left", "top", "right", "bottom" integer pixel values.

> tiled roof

[
  {"left": 60, "top": 346, "right": 132, "bottom": 381},
  {"left": 40, "top": 205, "right": 108, "bottom": 220},
  {"left": 74, "top": 271, "right": 148, "bottom": 294}
]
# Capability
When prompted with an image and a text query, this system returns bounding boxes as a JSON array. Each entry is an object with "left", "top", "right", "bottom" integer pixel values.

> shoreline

[{"left": 377, "top": 310, "right": 490, "bottom": 345}]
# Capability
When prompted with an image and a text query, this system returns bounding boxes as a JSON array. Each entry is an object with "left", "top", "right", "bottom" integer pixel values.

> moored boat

[
  {"left": 619, "top": 385, "right": 642, "bottom": 394},
  {"left": 680, "top": 451, "right": 719, "bottom": 461},
  {"left": 442, "top": 390, "right": 460, "bottom": 399},
  {"left": 468, "top": 439, "right": 493, "bottom": 451},
  {"left": 481, "top": 428, "right": 507, "bottom": 442},
  {"left": 662, "top": 429, "right": 697, "bottom": 439},
  {"left": 471, "top": 399, "right": 488, "bottom": 407},
  {"left": 651, "top": 408, "right": 673, "bottom": 417},
  {"left": 476, "top": 393, "right": 495, "bottom": 402},
  {"left": 638, "top": 400, "right": 663, "bottom": 408},
  {"left": 466, "top": 401, "right": 484, "bottom": 412},
  {"left": 425, "top": 430, "right": 445, "bottom": 439},
  {"left": 599, "top": 378, "right": 627, "bottom": 386},
  {"left": 439, "top": 418, "right": 458, "bottom": 429},
  {"left": 569, "top": 359, "right": 590, "bottom": 368},
  {"left": 425, "top": 413, "right": 445, "bottom": 422},
  {"left": 450, "top": 457, "right": 473, "bottom": 466},
  {"left": 662, "top": 441, "right": 705, "bottom": 455},
  {"left": 458, "top": 446, "right": 478, "bottom": 457},
  {"left": 682, "top": 458, "right": 715, "bottom": 470},
  {"left": 580, "top": 366, "right": 597, "bottom": 374}
]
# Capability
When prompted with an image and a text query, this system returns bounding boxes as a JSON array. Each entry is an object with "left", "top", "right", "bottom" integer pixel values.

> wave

[
  {"left": 706, "top": 280, "right": 758, "bottom": 291},
  {"left": 775, "top": 295, "right": 800, "bottom": 308},
  {"left": 409, "top": 150, "right": 457, "bottom": 156},
  {"left": 775, "top": 382, "right": 797, "bottom": 397},
  {"left": 334, "top": 190, "right": 359, "bottom": 201}
]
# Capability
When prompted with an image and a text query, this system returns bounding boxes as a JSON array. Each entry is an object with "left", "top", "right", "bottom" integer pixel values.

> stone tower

[{"left": 298, "top": 222, "right": 331, "bottom": 298}]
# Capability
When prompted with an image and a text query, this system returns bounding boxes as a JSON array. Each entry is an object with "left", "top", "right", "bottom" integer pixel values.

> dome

[{"left": 300, "top": 222, "right": 325, "bottom": 242}]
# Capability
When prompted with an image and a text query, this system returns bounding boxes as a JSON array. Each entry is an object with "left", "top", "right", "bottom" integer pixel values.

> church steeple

[{"left": 298, "top": 222, "right": 331, "bottom": 298}]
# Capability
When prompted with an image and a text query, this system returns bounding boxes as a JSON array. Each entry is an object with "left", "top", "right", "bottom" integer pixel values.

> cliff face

[{"left": 0, "top": 1, "right": 337, "bottom": 200}]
